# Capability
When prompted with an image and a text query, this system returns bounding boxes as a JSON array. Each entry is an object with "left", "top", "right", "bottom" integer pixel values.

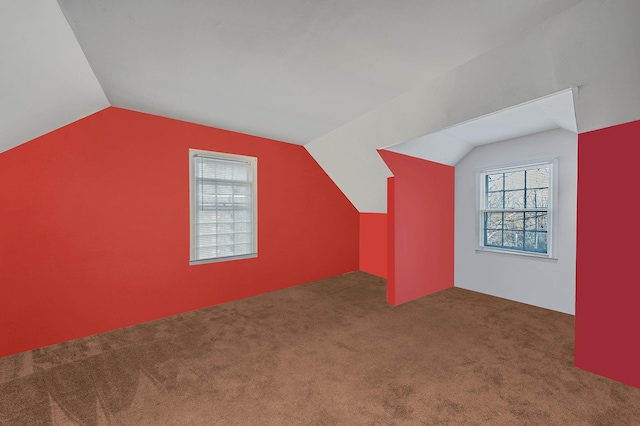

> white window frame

[
  {"left": 189, "top": 149, "right": 258, "bottom": 265},
  {"left": 476, "top": 159, "right": 558, "bottom": 259}
]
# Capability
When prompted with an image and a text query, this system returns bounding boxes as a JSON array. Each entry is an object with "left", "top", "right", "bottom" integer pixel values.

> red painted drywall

[
  {"left": 387, "top": 177, "right": 397, "bottom": 304},
  {"left": 359, "top": 213, "right": 387, "bottom": 278},
  {"left": 0, "top": 107, "right": 359, "bottom": 357},
  {"left": 575, "top": 119, "right": 640, "bottom": 389},
  {"left": 378, "top": 150, "right": 454, "bottom": 305}
]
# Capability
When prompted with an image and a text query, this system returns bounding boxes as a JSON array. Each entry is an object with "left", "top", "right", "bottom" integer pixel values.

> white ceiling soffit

[
  {"left": 56, "top": 0, "right": 582, "bottom": 145},
  {"left": 0, "top": 1, "right": 108, "bottom": 154},
  {"left": 385, "top": 88, "right": 577, "bottom": 165}
]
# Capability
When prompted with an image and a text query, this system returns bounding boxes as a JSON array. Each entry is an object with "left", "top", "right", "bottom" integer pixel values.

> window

[
  {"left": 478, "top": 161, "right": 555, "bottom": 257},
  {"left": 189, "top": 149, "right": 257, "bottom": 264}
]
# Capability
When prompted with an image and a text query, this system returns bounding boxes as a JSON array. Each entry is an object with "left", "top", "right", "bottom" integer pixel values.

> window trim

[
  {"left": 476, "top": 159, "right": 558, "bottom": 259},
  {"left": 189, "top": 149, "right": 258, "bottom": 265}
]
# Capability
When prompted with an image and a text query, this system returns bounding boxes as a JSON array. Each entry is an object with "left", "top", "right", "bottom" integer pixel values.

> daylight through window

[
  {"left": 479, "top": 162, "right": 553, "bottom": 256},
  {"left": 190, "top": 150, "right": 257, "bottom": 263}
]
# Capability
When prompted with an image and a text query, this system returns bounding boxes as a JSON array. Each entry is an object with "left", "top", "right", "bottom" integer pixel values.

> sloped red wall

[
  {"left": 0, "top": 107, "right": 359, "bottom": 357},
  {"left": 378, "top": 150, "right": 454, "bottom": 305},
  {"left": 359, "top": 213, "right": 387, "bottom": 278},
  {"left": 575, "top": 119, "right": 640, "bottom": 389}
]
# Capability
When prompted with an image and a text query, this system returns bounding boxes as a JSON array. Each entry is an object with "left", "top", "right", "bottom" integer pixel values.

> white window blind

[{"left": 191, "top": 152, "right": 257, "bottom": 263}]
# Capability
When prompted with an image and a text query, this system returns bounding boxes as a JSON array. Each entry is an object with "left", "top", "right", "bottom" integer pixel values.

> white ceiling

[
  {"left": 0, "top": 1, "right": 108, "bottom": 154},
  {"left": 47, "top": 0, "right": 583, "bottom": 146},
  {"left": 385, "top": 88, "right": 577, "bottom": 165}
]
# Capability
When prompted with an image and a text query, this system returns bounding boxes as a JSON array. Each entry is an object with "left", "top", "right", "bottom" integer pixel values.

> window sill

[
  {"left": 190, "top": 253, "right": 257, "bottom": 265},
  {"left": 475, "top": 247, "right": 557, "bottom": 261}
]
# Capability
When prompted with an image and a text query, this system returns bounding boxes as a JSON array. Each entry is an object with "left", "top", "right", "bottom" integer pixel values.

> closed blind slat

[{"left": 194, "top": 155, "right": 255, "bottom": 261}]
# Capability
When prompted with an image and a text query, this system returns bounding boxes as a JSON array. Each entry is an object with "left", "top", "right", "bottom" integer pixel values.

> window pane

[
  {"left": 198, "top": 234, "right": 217, "bottom": 247},
  {"left": 526, "top": 167, "right": 549, "bottom": 189},
  {"left": 524, "top": 231, "right": 547, "bottom": 253},
  {"left": 234, "top": 210, "right": 251, "bottom": 222},
  {"left": 504, "top": 212, "right": 524, "bottom": 230},
  {"left": 538, "top": 232, "right": 548, "bottom": 253},
  {"left": 217, "top": 223, "right": 234, "bottom": 234},
  {"left": 504, "top": 190, "right": 525, "bottom": 209},
  {"left": 217, "top": 184, "right": 232, "bottom": 195},
  {"left": 485, "top": 212, "right": 503, "bottom": 229},
  {"left": 198, "top": 246, "right": 217, "bottom": 259},
  {"left": 487, "top": 173, "right": 503, "bottom": 191},
  {"left": 487, "top": 191, "right": 503, "bottom": 209},
  {"left": 217, "top": 245, "right": 234, "bottom": 257},
  {"left": 217, "top": 233, "right": 234, "bottom": 245},
  {"left": 217, "top": 210, "right": 233, "bottom": 223},
  {"left": 526, "top": 188, "right": 548, "bottom": 208},
  {"left": 231, "top": 164, "right": 249, "bottom": 181},
  {"left": 504, "top": 171, "right": 525, "bottom": 190},
  {"left": 503, "top": 231, "right": 524, "bottom": 249},
  {"left": 234, "top": 243, "right": 252, "bottom": 254},
  {"left": 525, "top": 212, "right": 547, "bottom": 231},
  {"left": 235, "top": 222, "right": 251, "bottom": 233},
  {"left": 485, "top": 230, "right": 502, "bottom": 247}
]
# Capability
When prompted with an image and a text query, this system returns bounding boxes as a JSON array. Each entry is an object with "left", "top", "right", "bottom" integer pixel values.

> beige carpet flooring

[{"left": 1, "top": 272, "right": 639, "bottom": 425}]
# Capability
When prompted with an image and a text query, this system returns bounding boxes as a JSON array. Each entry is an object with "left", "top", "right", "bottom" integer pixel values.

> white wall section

[
  {"left": 455, "top": 129, "right": 577, "bottom": 314},
  {"left": 0, "top": 1, "right": 108, "bottom": 154},
  {"left": 306, "top": 0, "right": 640, "bottom": 212}
]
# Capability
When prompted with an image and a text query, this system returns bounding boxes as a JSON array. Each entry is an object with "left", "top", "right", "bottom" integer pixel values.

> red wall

[
  {"left": 0, "top": 107, "right": 359, "bottom": 357},
  {"left": 387, "top": 177, "right": 397, "bottom": 304},
  {"left": 575, "top": 119, "right": 640, "bottom": 389},
  {"left": 359, "top": 213, "right": 387, "bottom": 278},
  {"left": 378, "top": 150, "right": 454, "bottom": 305}
]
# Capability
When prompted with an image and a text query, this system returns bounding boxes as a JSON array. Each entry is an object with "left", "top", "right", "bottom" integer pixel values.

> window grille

[{"left": 480, "top": 163, "right": 552, "bottom": 255}]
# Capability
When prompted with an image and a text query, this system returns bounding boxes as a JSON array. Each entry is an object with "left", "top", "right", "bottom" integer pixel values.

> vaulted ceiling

[{"left": 2, "top": 0, "right": 582, "bottom": 154}]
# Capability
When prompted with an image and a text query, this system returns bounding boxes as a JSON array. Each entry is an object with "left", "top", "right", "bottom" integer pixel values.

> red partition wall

[
  {"left": 576, "top": 119, "right": 640, "bottom": 389},
  {"left": 387, "top": 177, "right": 397, "bottom": 303},
  {"left": 359, "top": 213, "right": 387, "bottom": 278},
  {"left": 0, "top": 107, "right": 359, "bottom": 357},
  {"left": 378, "top": 150, "right": 454, "bottom": 305}
]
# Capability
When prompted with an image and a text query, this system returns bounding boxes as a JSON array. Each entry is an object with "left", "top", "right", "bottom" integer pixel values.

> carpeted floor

[{"left": 1, "top": 271, "right": 639, "bottom": 425}]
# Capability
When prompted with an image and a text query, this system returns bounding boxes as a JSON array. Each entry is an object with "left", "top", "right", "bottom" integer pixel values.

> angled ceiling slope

[
  {"left": 57, "top": 0, "right": 582, "bottom": 145},
  {"left": 0, "top": 1, "right": 108, "bottom": 154},
  {"left": 385, "top": 89, "right": 577, "bottom": 165}
]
